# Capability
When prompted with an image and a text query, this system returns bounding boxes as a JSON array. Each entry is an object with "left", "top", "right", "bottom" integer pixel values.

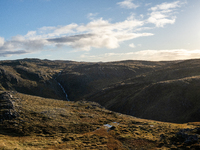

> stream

[{"left": 55, "top": 71, "right": 70, "bottom": 101}]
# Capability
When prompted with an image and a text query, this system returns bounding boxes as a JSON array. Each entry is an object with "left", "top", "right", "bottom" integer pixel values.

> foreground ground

[{"left": 0, "top": 91, "right": 200, "bottom": 150}]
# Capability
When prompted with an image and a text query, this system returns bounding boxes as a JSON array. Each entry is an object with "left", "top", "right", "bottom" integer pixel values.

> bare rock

[{"left": 0, "top": 92, "right": 18, "bottom": 121}]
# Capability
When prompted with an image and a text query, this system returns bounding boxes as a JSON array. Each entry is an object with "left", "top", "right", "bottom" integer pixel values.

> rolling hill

[
  {"left": 56, "top": 59, "right": 200, "bottom": 123},
  {"left": 1, "top": 91, "right": 200, "bottom": 149},
  {"left": 0, "top": 58, "right": 200, "bottom": 123},
  {"left": 1, "top": 58, "right": 200, "bottom": 149}
]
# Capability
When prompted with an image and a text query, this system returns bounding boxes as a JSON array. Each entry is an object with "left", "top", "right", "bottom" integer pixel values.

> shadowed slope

[
  {"left": 56, "top": 60, "right": 171, "bottom": 101},
  {"left": 84, "top": 59, "right": 200, "bottom": 123},
  {"left": 0, "top": 59, "right": 74, "bottom": 99}
]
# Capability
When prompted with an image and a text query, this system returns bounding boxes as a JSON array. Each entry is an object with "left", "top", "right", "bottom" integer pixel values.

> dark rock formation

[
  {"left": 0, "top": 92, "right": 18, "bottom": 121},
  {"left": 170, "top": 128, "right": 199, "bottom": 147}
]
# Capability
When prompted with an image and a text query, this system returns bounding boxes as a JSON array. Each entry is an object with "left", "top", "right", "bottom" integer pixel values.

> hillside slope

[
  {"left": 1, "top": 91, "right": 200, "bottom": 149},
  {"left": 0, "top": 58, "right": 200, "bottom": 123},
  {"left": 86, "top": 76, "right": 200, "bottom": 123},
  {"left": 84, "top": 60, "right": 200, "bottom": 123},
  {"left": 56, "top": 59, "right": 200, "bottom": 123},
  {"left": 57, "top": 60, "right": 171, "bottom": 101},
  {"left": 0, "top": 59, "right": 73, "bottom": 99},
  {"left": 1, "top": 58, "right": 200, "bottom": 149}
]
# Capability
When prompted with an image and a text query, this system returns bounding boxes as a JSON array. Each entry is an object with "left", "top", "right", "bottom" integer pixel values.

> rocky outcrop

[
  {"left": 0, "top": 68, "right": 20, "bottom": 84},
  {"left": 15, "top": 66, "right": 44, "bottom": 81},
  {"left": 0, "top": 92, "right": 18, "bottom": 121},
  {"left": 169, "top": 128, "right": 200, "bottom": 149}
]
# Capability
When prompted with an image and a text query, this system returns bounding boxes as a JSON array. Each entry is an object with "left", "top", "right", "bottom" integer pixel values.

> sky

[{"left": 0, "top": 0, "right": 200, "bottom": 62}]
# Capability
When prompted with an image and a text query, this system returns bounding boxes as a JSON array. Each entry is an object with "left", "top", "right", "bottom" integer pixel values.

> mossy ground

[{"left": 0, "top": 91, "right": 200, "bottom": 149}]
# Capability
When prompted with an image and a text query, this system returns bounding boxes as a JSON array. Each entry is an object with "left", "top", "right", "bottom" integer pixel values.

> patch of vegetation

[{"left": 0, "top": 91, "right": 200, "bottom": 149}]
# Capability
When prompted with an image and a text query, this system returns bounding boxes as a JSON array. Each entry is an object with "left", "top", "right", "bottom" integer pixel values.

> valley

[{"left": 0, "top": 58, "right": 200, "bottom": 149}]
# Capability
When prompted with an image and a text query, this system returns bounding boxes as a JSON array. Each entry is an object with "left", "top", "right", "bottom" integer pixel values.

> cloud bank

[
  {"left": 0, "top": 17, "right": 153, "bottom": 55},
  {"left": 0, "top": 1, "right": 185, "bottom": 58},
  {"left": 81, "top": 49, "right": 200, "bottom": 62}
]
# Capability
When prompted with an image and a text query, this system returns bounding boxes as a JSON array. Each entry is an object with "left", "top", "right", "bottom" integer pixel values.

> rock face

[
  {"left": 0, "top": 92, "right": 17, "bottom": 121},
  {"left": 0, "top": 68, "right": 20, "bottom": 84}
]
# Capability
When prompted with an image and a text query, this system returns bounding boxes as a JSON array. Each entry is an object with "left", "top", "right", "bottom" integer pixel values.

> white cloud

[
  {"left": 147, "top": 1, "right": 182, "bottom": 27},
  {"left": 39, "top": 26, "right": 56, "bottom": 32},
  {"left": 80, "top": 49, "right": 200, "bottom": 62},
  {"left": 140, "top": 14, "right": 144, "bottom": 19},
  {"left": 11, "top": 35, "right": 25, "bottom": 42},
  {"left": 46, "top": 18, "right": 152, "bottom": 51},
  {"left": 134, "top": 49, "right": 200, "bottom": 61},
  {"left": 46, "top": 24, "right": 78, "bottom": 38},
  {"left": 150, "top": 1, "right": 180, "bottom": 11},
  {"left": 129, "top": 43, "right": 135, "bottom": 48},
  {"left": 134, "top": 27, "right": 153, "bottom": 32},
  {"left": 117, "top": 0, "right": 139, "bottom": 9},
  {"left": 0, "top": 16, "right": 154, "bottom": 56},
  {"left": 148, "top": 11, "right": 176, "bottom": 27},
  {"left": 0, "top": 34, "right": 48, "bottom": 56},
  {"left": 25, "top": 31, "right": 36, "bottom": 38},
  {"left": 0, "top": 1, "right": 186, "bottom": 58},
  {"left": 87, "top": 13, "right": 98, "bottom": 20},
  {"left": 0, "top": 37, "right": 4, "bottom": 47}
]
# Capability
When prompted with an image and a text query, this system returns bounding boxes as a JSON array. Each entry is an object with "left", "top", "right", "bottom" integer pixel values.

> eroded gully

[{"left": 54, "top": 71, "right": 70, "bottom": 101}]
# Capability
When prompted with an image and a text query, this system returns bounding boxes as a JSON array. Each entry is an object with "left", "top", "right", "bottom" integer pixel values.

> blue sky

[{"left": 0, "top": 0, "right": 200, "bottom": 62}]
